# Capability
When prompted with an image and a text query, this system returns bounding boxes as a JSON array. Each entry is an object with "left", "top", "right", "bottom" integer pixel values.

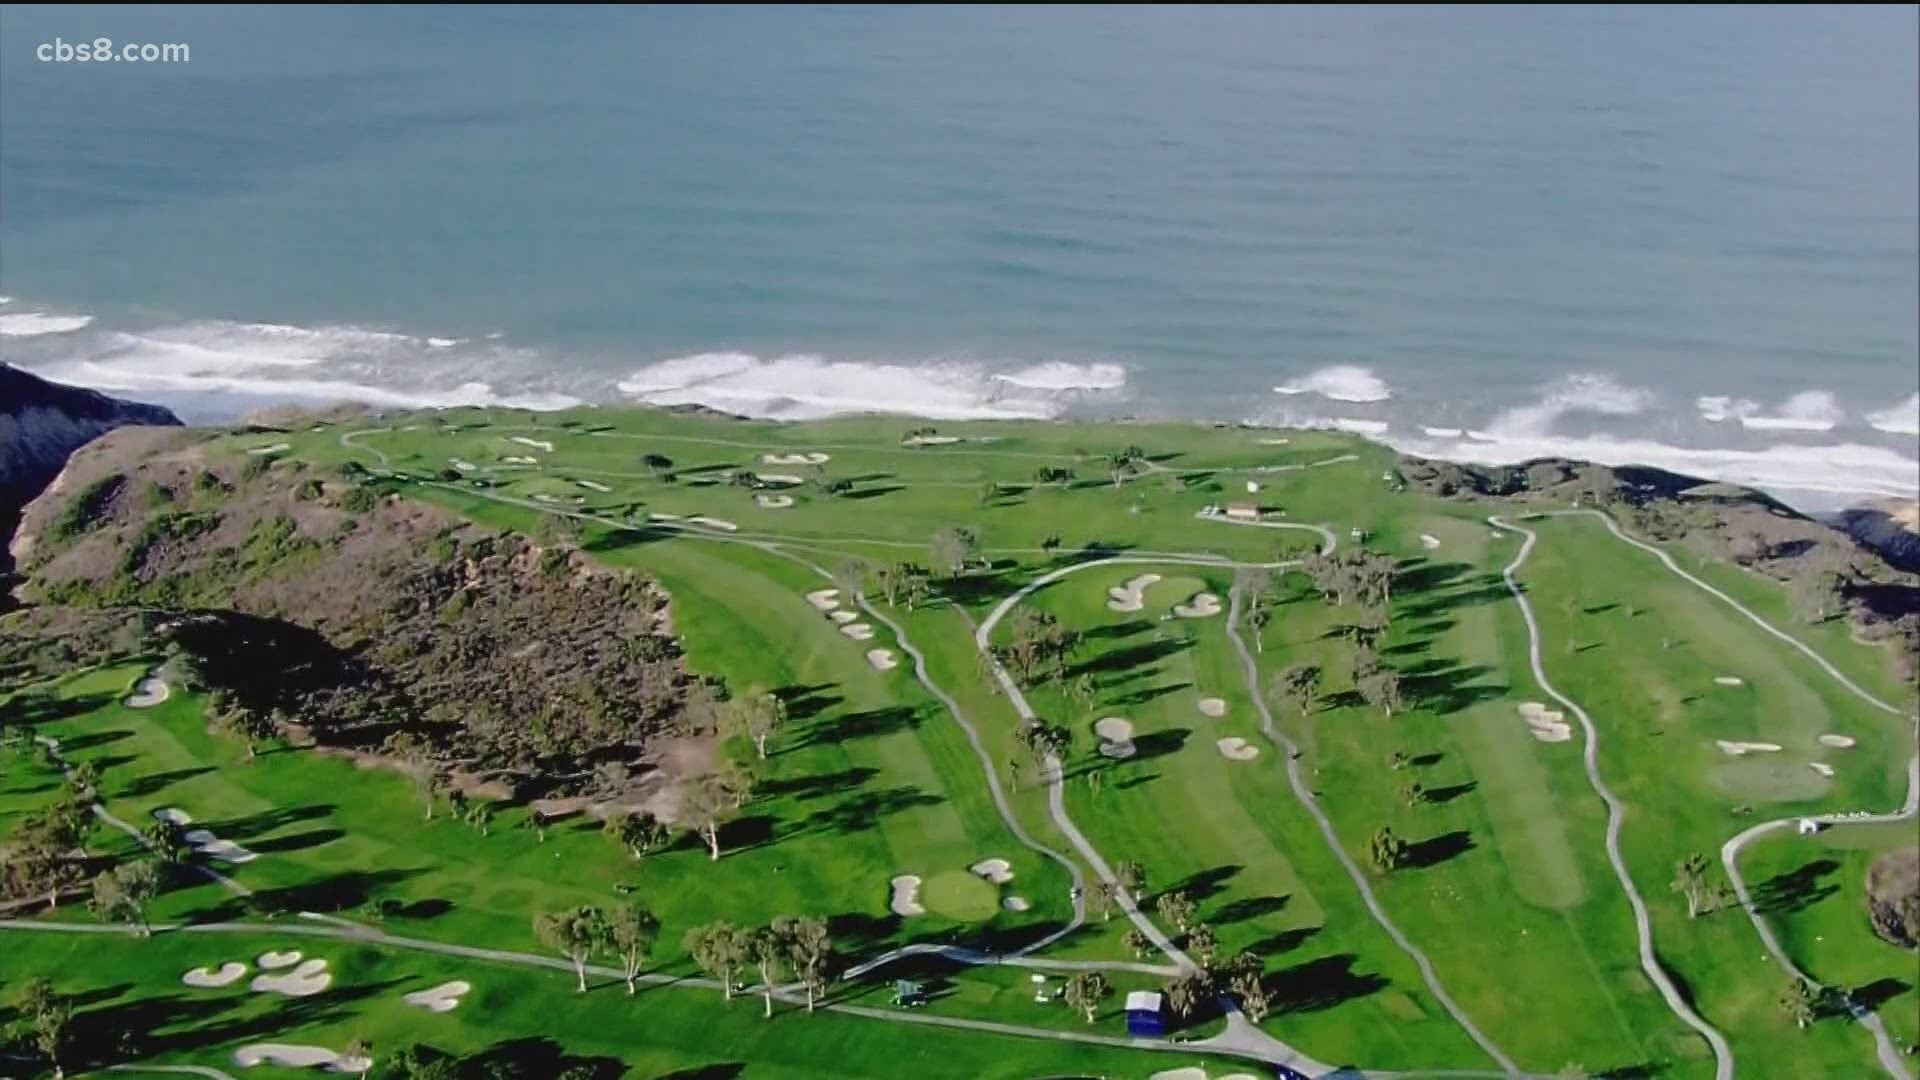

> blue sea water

[{"left": 1, "top": 6, "right": 1915, "bottom": 506}]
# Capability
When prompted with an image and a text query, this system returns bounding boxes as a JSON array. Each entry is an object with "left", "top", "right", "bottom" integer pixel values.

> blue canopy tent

[{"left": 1124, "top": 990, "right": 1166, "bottom": 1037}]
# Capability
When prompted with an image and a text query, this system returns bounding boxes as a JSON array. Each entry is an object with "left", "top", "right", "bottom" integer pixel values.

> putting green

[{"left": 922, "top": 870, "right": 1000, "bottom": 922}]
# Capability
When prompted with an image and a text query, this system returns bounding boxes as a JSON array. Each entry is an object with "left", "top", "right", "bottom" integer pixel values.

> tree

[
  {"left": 1399, "top": 778, "right": 1426, "bottom": 807},
  {"left": 1033, "top": 467, "right": 1074, "bottom": 488},
  {"left": 1116, "top": 860, "right": 1146, "bottom": 901},
  {"left": 1350, "top": 643, "right": 1381, "bottom": 684},
  {"left": 606, "top": 901, "right": 661, "bottom": 996},
  {"left": 1778, "top": 977, "right": 1818, "bottom": 1029},
  {"left": 930, "top": 526, "right": 979, "bottom": 577},
  {"left": 381, "top": 731, "right": 442, "bottom": 820},
  {"left": 606, "top": 811, "right": 671, "bottom": 860},
  {"left": 13, "top": 978, "right": 71, "bottom": 1079},
  {"left": 1270, "top": 663, "right": 1321, "bottom": 718},
  {"left": 461, "top": 800, "right": 494, "bottom": 836},
  {"left": 1367, "top": 826, "right": 1408, "bottom": 873},
  {"left": 725, "top": 687, "right": 787, "bottom": 760},
  {"left": 641, "top": 453, "right": 674, "bottom": 477},
  {"left": 90, "top": 859, "right": 160, "bottom": 935},
  {"left": 831, "top": 558, "right": 871, "bottom": 601},
  {"left": 746, "top": 924, "right": 790, "bottom": 1018},
  {"left": 143, "top": 819, "right": 190, "bottom": 862},
  {"left": 534, "top": 907, "right": 607, "bottom": 993},
  {"left": 65, "top": 761, "right": 99, "bottom": 800},
  {"left": 341, "top": 1038, "right": 372, "bottom": 1079},
  {"left": 1163, "top": 971, "right": 1208, "bottom": 1021},
  {"left": 1122, "top": 927, "right": 1153, "bottom": 959},
  {"left": 1063, "top": 971, "right": 1111, "bottom": 1024},
  {"left": 685, "top": 922, "right": 747, "bottom": 1001},
  {"left": 997, "top": 608, "right": 1078, "bottom": 684},
  {"left": 1230, "top": 966, "right": 1270, "bottom": 1023},
  {"left": 680, "top": 763, "right": 753, "bottom": 860},
  {"left": 778, "top": 915, "right": 833, "bottom": 1012},
  {"left": 1155, "top": 889, "right": 1198, "bottom": 935},
  {"left": 216, "top": 703, "right": 277, "bottom": 761},
  {"left": 1186, "top": 923, "right": 1220, "bottom": 970},
  {"left": 1068, "top": 673, "right": 1099, "bottom": 710},
  {"left": 1672, "top": 852, "right": 1712, "bottom": 919},
  {"left": 874, "top": 561, "right": 928, "bottom": 608},
  {"left": 1357, "top": 668, "right": 1404, "bottom": 717}
]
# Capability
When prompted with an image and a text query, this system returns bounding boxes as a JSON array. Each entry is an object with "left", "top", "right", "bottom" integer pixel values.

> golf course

[{"left": 2, "top": 406, "right": 1915, "bottom": 1080}]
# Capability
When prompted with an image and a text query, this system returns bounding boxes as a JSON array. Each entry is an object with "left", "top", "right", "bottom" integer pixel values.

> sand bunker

[
  {"left": 904, "top": 435, "right": 961, "bottom": 446},
  {"left": 125, "top": 675, "right": 170, "bottom": 708},
  {"left": 252, "top": 958, "right": 332, "bottom": 997},
  {"left": 1818, "top": 734, "right": 1857, "bottom": 749},
  {"left": 1106, "top": 573, "right": 1162, "bottom": 613},
  {"left": 182, "top": 962, "right": 247, "bottom": 988},
  {"left": 755, "top": 494, "right": 795, "bottom": 509},
  {"left": 840, "top": 623, "right": 875, "bottom": 641},
  {"left": 1216, "top": 737, "right": 1260, "bottom": 761},
  {"left": 1197, "top": 697, "right": 1227, "bottom": 718},
  {"left": 1716, "top": 740, "right": 1784, "bottom": 756},
  {"left": 762, "top": 452, "right": 831, "bottom": 465},
  {"left": 403, "top": 980, "right": 471, "bottom": 1013},
  {"left": 1809, "top": 762, "right": 1836, "bottom": 778},
  {"left": 889, "top": 875, "right": 925, "bottom": 917},
  {"left": 866, "top": 649, "right": 898, "bottom": 671},
  {"left": 970, "top": 858, "right": 1015, "bottom": 885},
  {"left": 1714, "top": 676, "right": 1745, "bottom": 687},
  {"left": 1420, "top": 534, "right": 1442, "bottom": 550},
  {"left": 1149, "top": 1069, "right": 1209, "bottom": 1080},
  {"left": 687, "top": 516, "right": 738, "bottom": 532},
  {"left": 1173, "top": 592, "right": 1223, "bottom": 619},
  {"left": 576, "top": 480, "right": 611, "bottom": 493},
  {"left": 1002, "top": 896, "right": 1031, "bottom": 912},
  {"left": 648, "top": 512, "right": 681, "bottom": 522},
  {"left": 510, "top": 436, "right": 554, "bottom": 452},
  {"left": 153, "top": 807, "right": 192, "bottom": 826},
  {"left": 246, "top": 443, "right": 291, "bottom": 456},
  {"left": 755, "top": 472, "right": 805, "bottom": 486},
  {"left": 234, "top": 1044, "right": 369, "bottom": 1073},
  {"left": 503, "top": 455, "right": 538, "bottom": 465},
  {"left": 806, "top": 588, "right": 840, "bottom": 611},
  {"left": 1094, "top": 717, "right": 1137, "bottom": 759},
  {"left": 1517, "top": 702, "right": 1573, "bottom": 743},
  {"left": 153, "top": 809, "right": 257, "bottom": 863},
  {"left": 830, "top": 610, "right": 859, "bottom": 624},
  {"left": 532, "top": 493, "right": 558, "bottom": 503},
  {"left": 258, "top": 951, "right": 303, "bottom": 970},
  {"left": 1257, "top": 438, "right": 1291, "bottom": 445}
]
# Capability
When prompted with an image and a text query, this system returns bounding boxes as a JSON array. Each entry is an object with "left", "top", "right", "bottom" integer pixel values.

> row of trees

[{"left": 684, "top": 916, "right": 837, "bottom": 1016}]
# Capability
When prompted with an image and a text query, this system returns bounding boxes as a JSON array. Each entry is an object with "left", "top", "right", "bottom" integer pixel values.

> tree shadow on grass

[
  {"left": 1247, "top": 925, "right": 1320, "bottom": 957},
  {"left": 249, "top": 828, "right": 346, "bottom": 854},
  {"left": 1403, "top": 830, "right": 1475, "bottom": 870},
  {"left": 1128, "top": 728, "right": 1190, "bottom": 763},
  {"left": 233, "top": 866, "right": 422, "bottom": 918},
  {"left": 776, "top": 684, "right": 840, "bottom": 723},
  {"left": 1394, "top": 561, "right": 1474, "bottom": 596},
  {"left": 758, "top": 766, "right": 879, "bottom": 801},
  {"left": 1159, "top": 864, "right": 1241, "bottom": 907},
  {"left": 1423, "top": 782, "right": 1478, "bottom": 805},
  {"left": 796, "top": 786, "right": 942, "bottom": 838},
  {"left": 51, "top": 728, "right": 136, "bottom": 754},
  {"left": 1063, "top": 638, "right": 1194, "bottom": 680},
  {"left": 654, "top": 1066, "right": 745, "bottom": 1080},
  {"left": 465, "top": 1036, "right": 629, "bottom": 1080},
  {"left": 1109, "top": 682, "right": 1192, "bottom": 708},
  {"left": 1211, "top": 893, "right": 1291, "bottom": 925},
  {"left": 1752, "top": 858, "right": 1841, "bottom": 916},
  {"left": 582, "top": 528, "right": 669, "bottom": 555},
  {"left": 217, "top": 803, "right": 336, "bottom": 842},
  {"left": 841, "top": 485, "right": 905, "bottom": 501},
  {"left": 1852, "top": 977, "right": 1912, "bottom": 1013},
  {"left": 1402, "top": 662, "right": 1506, "bottom": 715},
  {"left": 116, "top": 764, "right": 218, "bottom": 799},
  {"left": 1083, "top": 619, "right": 1154, "bottom": 642},
  {"left": 1266, "top": 953, "right": 1386, "bottom": 1015}
]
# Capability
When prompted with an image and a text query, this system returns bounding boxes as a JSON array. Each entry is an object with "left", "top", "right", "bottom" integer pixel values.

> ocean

[{"left": 1, "top": 6, "right": 1915, "bottom": 510}]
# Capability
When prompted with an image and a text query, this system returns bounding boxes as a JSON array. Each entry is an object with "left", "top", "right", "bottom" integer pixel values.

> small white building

[
  {"left": 1226, "top": 503, "right": 1260, "bottom": 521},
  {"left": 1797, "top": 818, "right": 1823, "bottom": 836}
]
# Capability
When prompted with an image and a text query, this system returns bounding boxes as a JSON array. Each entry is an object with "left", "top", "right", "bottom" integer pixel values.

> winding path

[{"left": 1489, "top": 514, "right": 1736, "bottom": 1080}]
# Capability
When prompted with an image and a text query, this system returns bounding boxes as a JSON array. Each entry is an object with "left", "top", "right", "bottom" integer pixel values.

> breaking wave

[{"left": 1273, "top": 364, "right": 1391, "bottom": 403}]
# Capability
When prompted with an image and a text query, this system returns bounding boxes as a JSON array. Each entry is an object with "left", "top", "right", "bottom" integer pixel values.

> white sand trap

[
  {"left": 1002, "top": 895, "right": 1031, "bottom": 912},
  {"left": 403, "top": 980, "right": 471, "bottom": 1013},
  {"left": 1257, "top": 438, "right": 1292, "bottom": 445},
  {"left": 449, "top": 459, "right": 477, "bottom": 472},
  {"left": 1517, "top": 702, "right": 1573, "bottom": 743},
  {"left": 252, "top": 958, "right": 332, "bottom": 997},
  {"left": 1420, "top": 533, "right": 1442, "bottom": 550},
  {"left": 1197, "top": 697, "right": 1228, "bottom": 718},
  {"left": 503, "top": 455, "right": 539, "bottom": 465},
  {"left": 1174, "top": 592, "right": 1223, "bottom": 619},
  {"left": 1716, "top": 740, "right": 1784, "bottom": 756},
  {"left": 830, "top": 610, "right": 859, "bottom": 624},
  {"left": 970, "top": 858, "right": 1015, "bottom": 885},
  {"left": 840, "top": 623, "right": 875, "bottom": 640},
  {"left": 1809, "top": 762, "right": 1836, "bottom": 778},
  {"left": 246, "top": 443, "right": 291, "bottom": 456},
  {"left": 125, "top": 676, "right": 170, "bottom": 708},
  {"left": 1094, "top": 717, "right": 1137, "bottom": 759},
  {"left": 687, "top": 516, "right": 738, "bottom": 532},
  {"left": 754, "top": 472, "right": 805, "bottom": 486},
  {"left": 182, "top": 963, "right": 247, "bottom": 988},
  {"left": 1150, "top": 1069, "right": 1209, "bottom": 1080},
  {"left": 1714, "top": 676, "right": 1745, "bottom": 687},
  {"left": 889, "top": 875, "right": 925, "bottom": 917},
  {"left": 1216, "top": 737, "right": 1260, "bottom": 761},
  {"left": 762, "top": 452, "right": 831, "bottom": 465},
  {"left": 532, "top": 493, "right": 558, "bottom": 503},
  {"left": 576, "top": 480, "right": 611, "bottom": 493},
  {"left": 1106, "top": 573, "right": 1162, "bottom": 613},
  {"left": 510, "top": 436, "right": 554, "bottom": 452},
  {"left": 234, "top": 1044, "right": 369, "bottom": 1073},
  {"left": 1818, "top": 734, "right": 1857, "bottom": 749},
  {"left": 806, "top": 588, "right": 840, "bottom": 611},
  {"left": 185, "top": 829, "right": 258, "bottom": 864},
  {"left": 866, "top": 649, "right": 898, "bottom": 671},
  {"left": 257, "top": 951, "right": 303, "bottom": 970},
  {"left": 755, "top": 494, "right": 795, "bottom": 509},
  {"left": 904, "top": 435, "right": 961, "bottom": 446},
  {"left": 153, "top": 807, "right": 193, "bottom": 826}
]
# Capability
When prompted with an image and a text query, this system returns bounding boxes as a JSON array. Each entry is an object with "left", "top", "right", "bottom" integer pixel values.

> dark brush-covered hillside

[{"left": 5, "top": 425, "right": 696, "bottom": 792}]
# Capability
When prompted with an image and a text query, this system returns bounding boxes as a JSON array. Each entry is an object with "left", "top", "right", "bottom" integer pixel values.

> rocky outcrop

[
  {"left": 1834, "top": 500, "right": 1920, "bottom": 573},
  {"left": 0, "top": 364, "right": 180, "bottom": 574}
]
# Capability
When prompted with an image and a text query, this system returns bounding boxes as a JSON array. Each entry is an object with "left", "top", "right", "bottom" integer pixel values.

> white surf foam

[
  {"left": 1867, "top": 393, "right": 1920, "bottom": 436},
  {"left": 1274, "top": 364, "right": 1391, "bottom": 402},
  {"left": 0, "top": 312, "right": 94, "bottom": 337},
  {"left": 1738, "top": 390, "right": 1844, "bottom": 432},
  {"left": 1487, "top": 373, "right": 1653, "bottom": 437},
  {"left": 1420, "top": 426, "right": 1463, "bottom": 438},
  {"left": 990, "top": 361, "right": 1128, "bottom": 392},
  {"left": 616, "top": 352, "right": 1103, "bottom": 421}
]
